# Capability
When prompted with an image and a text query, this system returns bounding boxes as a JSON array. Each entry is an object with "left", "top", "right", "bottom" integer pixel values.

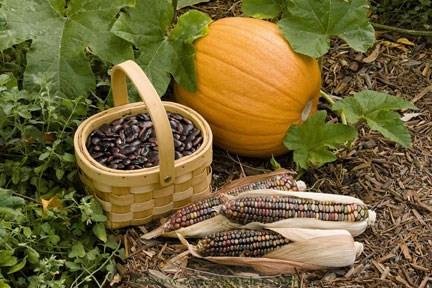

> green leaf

[
  {"left": 242, "top": 0, "right": 283, "bottom": 19},
  {"left": 0, "top": 250, "right": 17, "bottom": 267},
  {"left": 26, "top": 247, "right": 40, "bottom": 265},
  {"left": 284, "top": 111, "right": 357, "bottom": 169},
  {"left": 65, "top": 261, "right": 81, "bottom": 272},
  {"left": 7, "top": 257, "right": 26, "bottom": 274},
  {"left": 1, "top": 0, "right": 134, "bottom": 98},
  {"left": 62, "top": 153, "right": 75, "bottom": 162},
  {"left": 56, "top": 169, "right": 65, "bottom": 180},
  {"left": 0, "top": 189, "right": 25, "bottom": 208},
  {"left": 112, "top": 0, "right": 174, "bottom": 96},
  {"left": 333, "top": 90, "right": 416, "bottom": 147},
  {"left": 0, "top": 74, "right": 17, "bottom": 88},
  {"left": 177, "top": 0, "right": 210, "bottom": 9},
  {"left": 38, "top": 151, "right": 50, "bottom": 161},
  {"left": 169, "top": 10, "right": 212, "bottom": 91},
  {"left": 0, "top": 207, "right": 23, "bottom": 220},
  {"left": 112, "top": 1, "right": 212, "bottom": 95},
  {"left": 0, "top": 280, "right": 11, "bottom": 288},
  {"left": 278, "top": 0, "right": 375, "bottom": 57},
  {"left": 270, "top": 155, "right": 282, "bottom": 170},
  {"left": 92, "top": 223, "right": 107, "bottom": 243},
  {"left": 68, "top": 241, "right": 86, "bottom": 258}
]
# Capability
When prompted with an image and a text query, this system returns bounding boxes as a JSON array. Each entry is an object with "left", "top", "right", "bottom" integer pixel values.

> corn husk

[
  {"left": 143, "top": 171, "right": 305, "bottom": 239},
  {"left": 219, "top": 189, "right": 376, "bottom": 236},
  {"left": 179, "top": 228, "right": 363, "bottom": 275}
]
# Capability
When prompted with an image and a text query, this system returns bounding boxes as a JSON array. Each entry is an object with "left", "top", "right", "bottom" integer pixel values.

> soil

[{"left": 118, "top": 2, "right": 432, "bottom": 287}]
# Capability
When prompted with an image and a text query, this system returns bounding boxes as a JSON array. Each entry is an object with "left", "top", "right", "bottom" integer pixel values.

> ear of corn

[
  {"left": 196, "top": 229, "right": 291, "bottom": 257},
  {"left": 219, "top": 190, "right": 376, "bottom": 236},
  {"left": 217, "top": 170, "right": 306, "bottom": 196},
  {"left": 143, "top": 172, "right": 305, "bottom": 239},
  {"left": 180, "top": 228, "right": 363, "bottom": 275}
]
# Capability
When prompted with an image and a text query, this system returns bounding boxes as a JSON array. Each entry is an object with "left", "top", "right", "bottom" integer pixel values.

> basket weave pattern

[{"left": 74, "top": 61, "right": 213, "bottom": 229}]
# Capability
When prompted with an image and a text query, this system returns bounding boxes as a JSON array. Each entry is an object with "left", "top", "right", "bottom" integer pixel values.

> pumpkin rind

[{"left": 174, "top": 17, "right": 321, "bottom": 157}]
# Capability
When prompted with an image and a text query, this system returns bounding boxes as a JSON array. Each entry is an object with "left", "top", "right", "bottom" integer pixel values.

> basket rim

[{"left": 74, "top": 101, "right": 213, "bottom": 177}]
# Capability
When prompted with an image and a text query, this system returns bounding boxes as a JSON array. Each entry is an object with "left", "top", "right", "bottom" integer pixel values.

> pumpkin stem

[{"left": 319, "top": 90, "right": 348, "bottom": 125}]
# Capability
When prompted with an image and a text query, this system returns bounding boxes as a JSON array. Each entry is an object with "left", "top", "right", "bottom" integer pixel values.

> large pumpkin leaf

[
  {"left": 284, "top": 111, "right": 357, "bottom": 169},
  {"left": 177, "top": 0, "right": 211, "bottom": 9},
  {"left": 333, "top": 90, "right": 416, "bottom": 147},
  {"left": 242, "top": 0, "right": 284, "bottom": 19},
  {"left": 169, "top": 10, "right": 212, "bottom": 91},
  {"left": 277, "top": 0, "right": 375, "bottom": 58},
  {"left": 111, "top": 0, "right": 174, "bottom": 96},
  {"left": 112, "top": 0, "right": 212, "bottom": 95},
  {"left": 0, "top": 0, "right": 134, "bottom": 98}
]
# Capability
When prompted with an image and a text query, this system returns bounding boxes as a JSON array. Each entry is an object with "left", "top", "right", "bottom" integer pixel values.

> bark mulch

[{"left": 118, "top": 2, "right": 432, "bottom": 287}]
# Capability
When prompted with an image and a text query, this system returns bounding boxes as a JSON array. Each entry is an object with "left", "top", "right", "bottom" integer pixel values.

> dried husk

[
  {"left": 219, "top": 189, "right": 377, "bottom": 236},
  {"left": 143, "top": 171, "right": 305, "bottom": 239},
  {"left": 179, "top": 228, "right": 363, "bottom": 275}
]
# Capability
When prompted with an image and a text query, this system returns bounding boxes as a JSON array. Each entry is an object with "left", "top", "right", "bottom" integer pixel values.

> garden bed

[{"left": 118, "top": 1, "right": 432, "bottom": 287}]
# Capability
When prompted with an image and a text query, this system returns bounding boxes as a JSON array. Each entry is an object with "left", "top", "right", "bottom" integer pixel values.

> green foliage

[
  {"left": 284, "top": 91, "right": 416, "bottom": 170},
  {"left": 177, "top": 0, "right": 210, "bottom": 9},
  {"left": 0, "top": 189, "right": 121, "bottom": 287},
  {"left": 0, "top": 0, "right": 134, "bottom": 98},
  {"left": 0, "top": 74, "right": 89, "bottom": 194},
  {"left": 371, "top": 0, "right": 432, "bottom": 30},
  {"left": 284, "top": 111, "right": 357, "bottom": 169},
  {"left": 241, "top": 0, "right": 375, "bottom": 58},
  {"left": 333, "top": 91, "right": 416, "bottom": 147},
  {"left": 242, "top": 0, "right": 283, "bottom": 19},
  {"left": 270, "top": 155, "right": 282, "bottom": 170},
  {"left": 112, "top": 0, "right": 212, "bottom": 95},
  {"left": 0, "top": 76, "right": 121, "bottom": 287}
]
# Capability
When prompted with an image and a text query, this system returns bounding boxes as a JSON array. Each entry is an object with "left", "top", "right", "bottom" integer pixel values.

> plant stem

[
  {"left": 319, "top": 90, "right": 347, "bottom": 125},
  {"left": 320, "top": 90, "right": 335, "bottom": 105},
  {"left": 71, "top": 242, "right": 121, "bottom": 288},
  {"left": 372, "top": 23, "right": 432, "bottom": 37}
]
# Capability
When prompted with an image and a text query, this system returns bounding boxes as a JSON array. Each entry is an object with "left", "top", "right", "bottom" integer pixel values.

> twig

[
  {"left": 11, "top": 191, "right": 39, "bottom": 203},
  {"left": 320, "top": 90, "right": 348, "bottom": 125},
  {"left": 225, "top": 152, "right": 271, "bottom": 173},
  {"left": 236, "top": 155, "right": 246, "bottom": 177},
  {"left": 373, "top": 23, "right": 432, "bottom": 37}
]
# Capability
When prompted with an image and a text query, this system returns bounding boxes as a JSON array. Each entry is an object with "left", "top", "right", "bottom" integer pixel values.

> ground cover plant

[{"left": 0, "top": 0, "right": 431, "bottom": 287}]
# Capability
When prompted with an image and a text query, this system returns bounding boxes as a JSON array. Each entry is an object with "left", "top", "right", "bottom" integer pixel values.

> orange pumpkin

[{"left": 174, "top": 17, "right": 321, "bottom": 157}]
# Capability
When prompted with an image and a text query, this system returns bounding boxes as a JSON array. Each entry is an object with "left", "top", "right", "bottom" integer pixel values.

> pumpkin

[{"left": 174, "top": 17, "right": 321, "bottom": 157}]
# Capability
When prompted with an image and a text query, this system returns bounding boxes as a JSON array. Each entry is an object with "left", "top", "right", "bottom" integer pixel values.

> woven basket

[{"left": 74, "top": 60, "right": 213, "bottom": 229}]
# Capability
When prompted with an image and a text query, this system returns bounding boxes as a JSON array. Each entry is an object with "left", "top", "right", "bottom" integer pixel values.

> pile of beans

[{"left": 86, "top": 112, "right": 203, "bottom": 170}]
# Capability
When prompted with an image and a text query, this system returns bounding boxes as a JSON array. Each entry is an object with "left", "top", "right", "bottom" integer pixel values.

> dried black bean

[
  {"left": 174, "top": 139, "right": 182, "bottom": 148},
  {"left": 86, "top": 112, "right": 203, "bottom": 170},
  {"left": 91, "top": 137, "right": 101, "bottom": 145},
  {"left": 122, "top": 145, "right": 137, "bottom": 155}
]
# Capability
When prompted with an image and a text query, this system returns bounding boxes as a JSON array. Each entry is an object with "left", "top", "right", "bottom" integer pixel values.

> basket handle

[{"left": 111, "top": 60, "right": 175, "bottom": 186}]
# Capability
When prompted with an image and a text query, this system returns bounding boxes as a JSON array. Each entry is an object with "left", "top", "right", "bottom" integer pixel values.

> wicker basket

[{"left": 74, "top": 60, "right": 213, "bottom": 229}]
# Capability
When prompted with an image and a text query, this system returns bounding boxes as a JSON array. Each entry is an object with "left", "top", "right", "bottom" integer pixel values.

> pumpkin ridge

[
  {"left": 197, "top": 38, "right": 312, "bottom": 103},
  {"left": 205, "top": 116, "right": 299, "bottom": 136},
  {"left": 197, "top": 50, "right": 306, "bottom": 108}
]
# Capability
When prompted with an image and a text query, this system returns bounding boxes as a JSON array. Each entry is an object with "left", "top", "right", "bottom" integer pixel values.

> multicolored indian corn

[
  {"left": 160, "top": 172, "right": 303, "bottom": 233},
  {"left": 196, "top": 229, "right": 291, "bottom": 257},
  {"left": 162, "top": 195, "right": 222, "bottom": 231},
  {"left": 220, "top": 173, "right": 303, "bottom": 196},
  {"left": 220, "top": 194, "right": 369, "bottom": 224}
]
